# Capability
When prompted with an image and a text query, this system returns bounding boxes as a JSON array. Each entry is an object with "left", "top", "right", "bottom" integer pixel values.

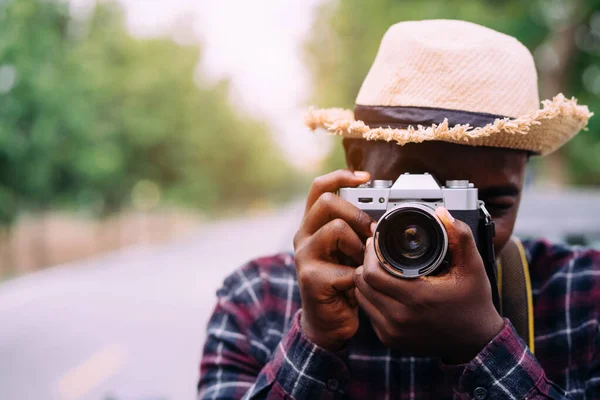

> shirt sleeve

[
  {"left": 253, "top": 310, "right": 351, "bottom": 399},
  {"left": 452, "top": 318, "right": 569, "bottom": 400},
  {"left": 198, "top": 260, "right": 350, "bottom": 400}
]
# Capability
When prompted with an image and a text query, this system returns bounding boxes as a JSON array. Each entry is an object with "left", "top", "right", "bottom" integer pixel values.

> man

[{"left": 198, "top": 20, "right": 597, "bottom": 399}]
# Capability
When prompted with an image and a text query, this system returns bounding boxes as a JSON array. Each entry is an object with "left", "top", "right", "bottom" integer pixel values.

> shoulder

[
  {"left": 523, "top": 239, "right": 600, "bottom": 376},
  {"left": 219, "top": 252, "right": 297, "bottom": 298},
  {"left": 522, "top": 238, "right": 600, "bottom": 279},
  {"left": 203, "top": 253, "right": 299, "bottom": 369},
  {"left": 217, "top": 252, "right": 300, "bottom": 326},
  {"left": 523, "top": 237, "right": 600, "bottom": 313}
]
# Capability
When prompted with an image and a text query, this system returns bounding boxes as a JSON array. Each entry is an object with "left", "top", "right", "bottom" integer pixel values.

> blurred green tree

[
  {"left": 305, "top": 0, "right": 600, "bottom": 185},
  {"left": 0, "top": 0, "right": 298, "bottom": 226}
]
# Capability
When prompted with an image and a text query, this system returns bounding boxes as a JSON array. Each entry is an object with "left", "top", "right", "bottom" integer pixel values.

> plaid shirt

[{"left": 198, "top": 239, "right": 600, "bottom": 399}]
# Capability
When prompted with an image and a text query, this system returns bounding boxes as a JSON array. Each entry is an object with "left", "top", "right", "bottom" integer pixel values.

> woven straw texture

[{"left": 305, "top": 20, "right": 593, "bottom": 155}]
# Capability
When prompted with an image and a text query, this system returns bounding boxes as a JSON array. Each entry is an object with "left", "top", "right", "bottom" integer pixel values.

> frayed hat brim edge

[{"left": 304, "top": 94, "right": 593, "bottom": 156}]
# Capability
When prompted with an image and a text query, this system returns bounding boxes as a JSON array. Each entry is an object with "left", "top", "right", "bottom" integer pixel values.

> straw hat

[{"left": 305, "top": 20, "right": 593, "bottom": 155}]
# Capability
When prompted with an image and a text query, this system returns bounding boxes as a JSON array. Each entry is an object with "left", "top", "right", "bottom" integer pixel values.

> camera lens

[
  {"left": 397, "top": 224, "right": 429, "bottom": 260},
  {"left": 374, "top": 204, "right": 447, "bottom": 278}
]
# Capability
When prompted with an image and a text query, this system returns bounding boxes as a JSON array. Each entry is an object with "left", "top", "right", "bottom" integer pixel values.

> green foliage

[
  {"left": 0, "top": 0, "right": 298, "bottom": 224},
  {"left": 305, "top": 0, "right": 600, "bottom": 184}
]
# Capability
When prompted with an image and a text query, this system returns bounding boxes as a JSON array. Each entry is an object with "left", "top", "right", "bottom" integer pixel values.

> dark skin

[{"left": 293, "top": 139, "right": 528, "bottom": 363}]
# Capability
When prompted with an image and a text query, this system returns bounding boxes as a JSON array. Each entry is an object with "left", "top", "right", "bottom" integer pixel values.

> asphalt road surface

[
  {"left": 1, "top": 190, "right": 599, "bottom": 400},
  {"left": 0, "top": 202, "right": 304, "bottom": 400}
]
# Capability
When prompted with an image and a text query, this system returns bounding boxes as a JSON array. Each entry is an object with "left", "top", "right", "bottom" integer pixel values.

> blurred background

[{"left": 0, "top": 0, "right": 599, "bottom": 399}]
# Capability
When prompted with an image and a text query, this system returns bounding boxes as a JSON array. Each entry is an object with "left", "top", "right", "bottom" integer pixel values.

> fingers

[
  {"left": 298, "top": 260, "right": 357, "bottom": 296},
  {"left": 353, "top": 285, "right": 387, "bottom": 326},
  {"left": 357, "top": 237, "right": 429, "bottom": 305},
  {"left": 435, "top": 207, "right": 481, "bottom": 270},
  {"left": 354, "top": 266, "right": 412, "bottom": 340},
  {"left": 294, "top": 169, "right": 373, "bottom": 260},
  {"left": 300, "top": 191, "right": 374, "bottom": 239},
  {"left": 355, "top": 265, "right": 399, "bottom": 311},
  {"left": 360, "top": 237, "right": 407, "bottom": 298},
  {"left": 307, "top": 218, "right": 366, "bottom": 264},
  {"left": 305, "top": 169, "right": 370, "bottom": 214},
  {"left": 345, "top": 288, "right": 358, "bottom": 308},
  {"left": 328, "top": 263, "right": 358, "bottom": 292}
]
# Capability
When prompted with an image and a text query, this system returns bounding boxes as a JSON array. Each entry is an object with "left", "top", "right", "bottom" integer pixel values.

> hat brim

[{"left": 305, "top": 94, "right": 593, "bottom": 156}]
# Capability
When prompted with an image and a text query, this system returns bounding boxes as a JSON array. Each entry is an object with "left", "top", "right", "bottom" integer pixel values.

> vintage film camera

[{"left": 339, "top": 174, "right": 497, "bottom": 291}]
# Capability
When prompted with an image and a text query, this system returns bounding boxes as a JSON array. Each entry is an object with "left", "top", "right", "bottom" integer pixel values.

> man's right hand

[{"left": 293, "top": 169, "right": 375, "bottom": 352}]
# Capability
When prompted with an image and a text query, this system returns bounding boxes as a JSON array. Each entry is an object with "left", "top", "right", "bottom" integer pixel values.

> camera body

[{"left": 339, "top": 173, "right": 495, "bottom": 279}]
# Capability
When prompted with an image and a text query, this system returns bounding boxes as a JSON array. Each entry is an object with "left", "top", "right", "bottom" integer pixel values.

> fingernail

[
  {"left": 441, "top": 207, "right": 455, "bottom": 222},
  {"left": 370, "top": 222, "right": 377, "bottom": 235},
  {"left": 353, "top": 171, "right": 370, "bottom": 179},
  {"left": 355, "top": 266, "right": 364, "bottom": 276},
  {"left": 366, "top": 237, "right": 373, "bottom": 247}
]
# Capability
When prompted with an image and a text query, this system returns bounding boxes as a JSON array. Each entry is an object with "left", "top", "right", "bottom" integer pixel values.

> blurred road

[{"left": 0, "top": 202, "right": 304, "bottom": 400}]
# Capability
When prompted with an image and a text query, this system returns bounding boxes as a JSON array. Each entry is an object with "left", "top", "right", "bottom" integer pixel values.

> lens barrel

[{"left": 374, "top": 203, "right": 448, "bottom": 278}]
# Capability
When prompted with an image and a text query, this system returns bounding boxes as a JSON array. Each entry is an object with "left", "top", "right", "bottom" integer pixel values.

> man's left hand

[{"left": 354, "top": 207, "right": 505, "bottom": 364}]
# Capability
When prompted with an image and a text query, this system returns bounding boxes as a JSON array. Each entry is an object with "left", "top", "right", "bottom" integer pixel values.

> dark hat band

[{"left": 354, "top": 104, "right": 509, "bottom": 129}]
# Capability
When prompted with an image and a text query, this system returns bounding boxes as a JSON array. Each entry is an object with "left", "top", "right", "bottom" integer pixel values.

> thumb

[{"left": 435, "top": 207, "right": 478, "bottom": 268}]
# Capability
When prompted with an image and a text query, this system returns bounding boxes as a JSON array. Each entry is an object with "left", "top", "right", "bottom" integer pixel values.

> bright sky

[{"left": 71, "top": 0, "right": 333, "bottom": 170}]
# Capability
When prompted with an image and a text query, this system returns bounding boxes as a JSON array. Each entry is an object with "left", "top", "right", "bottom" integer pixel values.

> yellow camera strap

[{"left": 496, "top": 237, "right": 535, "bottom": 353}]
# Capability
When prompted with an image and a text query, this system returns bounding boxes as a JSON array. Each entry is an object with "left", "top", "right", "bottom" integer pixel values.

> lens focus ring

[{"left": 373, "top": 203, "right": 448, "bottom": 278}]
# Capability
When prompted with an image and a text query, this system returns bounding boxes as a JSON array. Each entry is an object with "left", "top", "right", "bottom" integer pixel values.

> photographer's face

[{"left": 343, "top": 139, "right": 528, "bottom": 255}]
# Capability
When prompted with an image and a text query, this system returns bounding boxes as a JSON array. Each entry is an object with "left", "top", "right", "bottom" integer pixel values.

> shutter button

[
  {"left": 327, "top": 378, "right": 339, "bottom": 391},
  {"left": 474, "top": 387, "right": 488, "bottom": 399}
]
